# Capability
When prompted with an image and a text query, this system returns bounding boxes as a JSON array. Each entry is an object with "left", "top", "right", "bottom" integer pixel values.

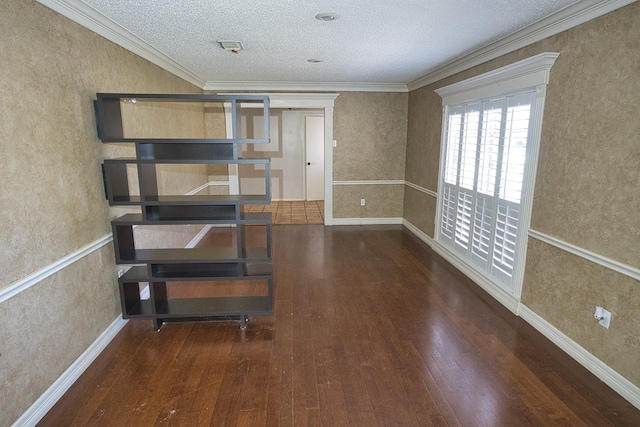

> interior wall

[
  {"left": 403, "top": 2, "right": 640, "bottom": 388},
  {"left": 0, "top": 1, "right": 202, "bottom": 425},
  {"left": 333, "top": 92, "right": 408, "bottom": 219}
]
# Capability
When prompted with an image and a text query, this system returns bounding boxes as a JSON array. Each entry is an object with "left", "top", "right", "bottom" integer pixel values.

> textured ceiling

[{"left": 81, "top": 0, "right": 579, "bottom": 86}]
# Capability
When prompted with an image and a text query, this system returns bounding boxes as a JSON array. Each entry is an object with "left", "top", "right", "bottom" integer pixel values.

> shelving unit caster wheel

[{"left": 240, "top": 315, "right": 248, "bottom": 330}]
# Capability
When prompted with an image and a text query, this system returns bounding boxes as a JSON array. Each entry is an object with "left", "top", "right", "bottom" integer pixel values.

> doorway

[
  {"left": 221, "top": 93, "right": 339, "bottom": 224},
  {"left": 237, "top": 108, "right": 324, "bottom": 202}
]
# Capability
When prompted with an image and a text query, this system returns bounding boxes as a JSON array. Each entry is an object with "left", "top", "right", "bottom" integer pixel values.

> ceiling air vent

[{"left": 218, "top": 41, "right": 244, "bottom": 53}]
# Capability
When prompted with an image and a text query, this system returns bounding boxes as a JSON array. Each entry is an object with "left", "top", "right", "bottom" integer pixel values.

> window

[{"left": 435, "top": 53, "right": 558, "bottom": 294}]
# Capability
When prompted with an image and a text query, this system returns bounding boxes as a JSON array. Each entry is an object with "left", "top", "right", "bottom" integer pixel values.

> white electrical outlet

[
  {"left": 332, "top": 139, "right": 337, "bottom": 147},
  {"left": 594, "top": 306, "right": 611, "bottom": 329},
  {"left": 117, "top": 268, "right": 124, "bottom": 278},
  {"left": 360, "top": 198, "right": 366, "bottom": 206}
]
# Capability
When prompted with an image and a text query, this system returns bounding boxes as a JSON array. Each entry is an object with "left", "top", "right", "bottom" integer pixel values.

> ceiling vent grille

[{"left": 218, "top": 41, "right": 244, "bottom": 52}]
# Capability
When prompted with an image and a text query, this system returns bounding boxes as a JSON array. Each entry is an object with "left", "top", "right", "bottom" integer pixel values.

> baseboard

[
  {"left": 185, "top": 224, "right": 213, "bottom": 248},
  {"left": 402, "top": 219, "right": 434, "bottom": 248},
  {"left": 331, "top": 217, "right": 403, "bottom": 226},
  {"left": 13, "top": 316, "right": 128, "bottom": 427},
  {"left": 518, "top": 304, "right": 640, "bottom": 410},
  {"left": 431, "top": 242, "right": 520, "bottom": 313}
]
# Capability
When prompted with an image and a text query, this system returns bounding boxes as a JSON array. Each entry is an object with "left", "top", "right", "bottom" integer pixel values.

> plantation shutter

[{"left": 439, "top": 92, "right": 535, "bottom": 290}]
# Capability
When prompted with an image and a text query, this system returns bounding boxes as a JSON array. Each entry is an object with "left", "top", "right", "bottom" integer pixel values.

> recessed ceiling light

[
  {"left": 307, "top": 59, "right": 323, "bottom": 63},
  {"left": 315, "top": 13, "right": 339, "bottom": 21}
]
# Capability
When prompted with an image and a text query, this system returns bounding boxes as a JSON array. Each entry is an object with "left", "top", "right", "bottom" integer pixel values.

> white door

[{"left": 305, "top": 115, "right": 325, "bottom": 201}]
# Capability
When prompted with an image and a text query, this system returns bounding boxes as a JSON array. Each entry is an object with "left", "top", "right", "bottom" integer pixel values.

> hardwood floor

[{"left": 38, "top": 225, "right": 639, "bottom": 426}]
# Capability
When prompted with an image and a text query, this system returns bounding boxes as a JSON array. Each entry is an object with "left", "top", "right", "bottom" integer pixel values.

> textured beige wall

[
  {"left": 333, "top": 184, "right": 404, "bottom": 218},
  {"left": 405, "top": 86, "right": 442, "bottom": 192},
  {"left": 529, "top": 10, "right": 640, "bottom": 267},
  {"left": 333, "top": 92, "right": 408, "bottom": 218},
  {"left": 402, "top": 83, "right": 442, "bottom": 236},
  {"left": 334, "top": 92, "right": 408, "bottom": 180},
  {"left": 403, "top": 187, "right": 436, "bottom": 237},
  {"left": 0, "top": 245, "right": 119, "bottom": 425},
  {"left": 522, "top": 238, "right": 639, "bottom": 385},
  {"left": 121, "top": 101, "right": 205, "bottom": 139},
  {"left": 0, "top": 1, "right": 202, "bottom": 424},
  {"left": 521, "top": 2, "right": 640, "bottom": 386},
  {"left": 405, "top": 2, "right": 640, "bottom": 389}
]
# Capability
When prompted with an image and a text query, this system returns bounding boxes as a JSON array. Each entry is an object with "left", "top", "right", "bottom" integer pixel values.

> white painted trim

[
  {"left": 518, "top": 304, "right": 640, "bottom": 410},
  {"left": 430, "top": 241, "right": 521, "bottom": 314},
  {"left": 529, "top": 229, "right": 640, "bottom": 282},
  {"left": 36, "top": 0, "right": 205, "bottom": 89},
  {"left": 209, "top": 81, "right": 407, "bottom": 93},
  {"left": 184, "top": 225, "right": 214, "bottom": 249},
  {"left": 402, "top": 219, "right": 434, "bottom": 248},
  {"left": 408, "top": 0, "right": 636, "bottom": 91},
  {"left": 218, "top": 93, "right": 341, "bottom": 108},
  {"left": 0, "top": 234, "right": 113, "bottom": 305},
  {"left": 333, "top": 180, "right": 404, "bottom": 186},
  {"left": 404, "top": 181, "right": 437, "bottom": 198},
  {"left": 435, "top": 52, "right": 559, "bottom": 104},
  {"left": 324, "top": 105, "right": 335, "bottom": 225},
  {"left": 12, "top": 316, "right": 128, "bottom": 427},
  {"left": 140, "top": 284, "right": 150, "bottom": 300},
  {"left": 186, "top": 182, "right": 213, "bottom": 196},
  {"left": 331, "top": 217, "right": 403, "bottom": 226},
  {"left": 267, "top": 93, "right": 340, "bottom": 108},
  {"left": 185, "top": 181, "right": 231, "bottom": 196}
]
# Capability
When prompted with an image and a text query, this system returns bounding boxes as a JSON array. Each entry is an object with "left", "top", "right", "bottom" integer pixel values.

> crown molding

[
  {"left": 435, "top": 52, "right": 559, "bottom": 104},
  {"left": 407, "top": 0, "right": 636, "bottom": 91},
  {"left": 36, "top": 0, "right": 206, "bottom": 88},
  {"left": 205, "top": 81, "right": 408, "bottom": 93},
  {"left": 216, "top": 93, "right": 340, "bottom": 108}
]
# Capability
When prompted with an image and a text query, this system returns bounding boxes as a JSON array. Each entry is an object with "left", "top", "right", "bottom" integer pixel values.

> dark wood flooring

[{"left": 38, "top": 225, "right": 640, "bottom": 426}]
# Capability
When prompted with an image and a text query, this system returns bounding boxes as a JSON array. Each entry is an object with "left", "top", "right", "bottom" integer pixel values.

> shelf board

[
  {"left": 120, "top": 264, "right": 272, "bottom": 282},
  {"left": 143, "top": 195, "right": 269, "bottom": 205},
  {"left": 97, "top": 93, "right": 269, "bottom": 102},
  {"left": 113, "top": 212, "right": 272, "bottom": 225},
  {"left": 159, "top": 296, "right": 273, "bottom": 317},
  {"left": 122, "top": 296, "right": 273, "bottom": 319},
  {"left": 101, "top": 137, "right": 270, "bottom": 144},
  {"left": 108, "top": 195, "right": 270, "bottom": 207},
  {"left": 122, "top": 300, "right": 154, "bottom": 318},
  {"left": 104, "top": 157, "right": 271, "bottom": 165},
  {"left": 111, "top": 196, "right": 141, "bottom": 204},
  {"left": 117, "top": 247, "right": 271, "bottom": 264}
]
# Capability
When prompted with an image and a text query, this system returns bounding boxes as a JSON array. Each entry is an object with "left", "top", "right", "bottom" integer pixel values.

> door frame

[{"left": 222, "top": 93, "right": 339, "bottom": 224}]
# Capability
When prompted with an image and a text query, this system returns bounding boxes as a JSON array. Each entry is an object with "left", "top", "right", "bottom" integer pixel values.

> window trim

[{"left": 434, "top": 52, "right": 558, "bottom": 300}]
